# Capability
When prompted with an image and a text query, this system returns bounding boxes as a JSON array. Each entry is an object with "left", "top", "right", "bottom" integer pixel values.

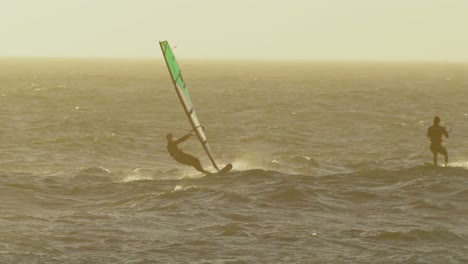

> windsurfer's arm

[
  {"left": 174, "top": 132, "right": 194, "bottom": 145},
  {"left": 444, "top": 128, "right": 449, "bottom": 139}
]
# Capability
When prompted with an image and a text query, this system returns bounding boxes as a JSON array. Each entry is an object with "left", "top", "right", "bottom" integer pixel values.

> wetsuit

[
  {"left": 427, "top": 125, "right": 448, "bottom": 165},
  {"left": 167, "top": 134, "right": 207, "bottom": 173}
]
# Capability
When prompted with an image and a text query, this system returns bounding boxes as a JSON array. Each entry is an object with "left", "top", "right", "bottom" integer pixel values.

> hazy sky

[{"left": 1, "top": 0, "right": 467, "bottom": 61}]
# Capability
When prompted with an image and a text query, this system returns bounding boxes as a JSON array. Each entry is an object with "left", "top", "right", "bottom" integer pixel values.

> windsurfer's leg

[
  {"left": 430, "top": 144, "right": 439, "bottom": 167},
  {"left": 193, "top": 159, "right": 208, "bottom": 174},
  {"left": 440, "top": 147, "right": 448, "bottom": 167},
  {"left": 177, "top": 153, "right": 208, "bottom": 173}
]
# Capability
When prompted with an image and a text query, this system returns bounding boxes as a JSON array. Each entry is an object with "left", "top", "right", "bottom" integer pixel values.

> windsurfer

[
  {"left": 166, "top": 132, "right": 210, "bottom": 174},
  {"left": 427, "top": 116, "right": 449, "bottom": 167}
]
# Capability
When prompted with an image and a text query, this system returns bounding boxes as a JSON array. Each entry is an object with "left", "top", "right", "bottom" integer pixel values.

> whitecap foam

[
  {"left": 118, "top": 168, "right": 153, "bottom": 182},
  {"left": 448, "top": 160, "right": 468, "bottom": 169}
]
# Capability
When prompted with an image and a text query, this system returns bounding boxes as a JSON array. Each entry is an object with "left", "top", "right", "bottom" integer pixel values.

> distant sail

[{"left": 159, "top": 41, "right": 219, "bottom": 171}]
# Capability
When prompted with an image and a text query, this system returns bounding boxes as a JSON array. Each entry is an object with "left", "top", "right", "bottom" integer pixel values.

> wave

[
  {"left": 320, "top": 165, "right": 468, "bottom": 183},
  {"left": 157, "top": 185, "right": 204, "bottom": 199},
  {"left": 1, "top": 164, "right": 467, "bottom": 212},
  {"left": 2, "top": 163, "right": 467, "bottom": 188},
  {"left": 359, "top": 227, "right": 465, "bottom": 242}
]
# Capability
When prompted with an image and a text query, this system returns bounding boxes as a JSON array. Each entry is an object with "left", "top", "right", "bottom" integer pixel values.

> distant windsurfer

[
  {"left": 166, "top": 131, "right": 210, "bottom": 174},
  {"left": 427, "top": 116, "right": 449, "bottom": 167}
]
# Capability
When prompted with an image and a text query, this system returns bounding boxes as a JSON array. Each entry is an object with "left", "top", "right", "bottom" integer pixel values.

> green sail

[{"left": 159, "top": 41, "right": 191, "bottom": 100}]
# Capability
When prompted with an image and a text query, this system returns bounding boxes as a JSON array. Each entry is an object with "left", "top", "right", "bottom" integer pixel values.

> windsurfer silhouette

[
  {"left": 166, "top": 131, "right": 210, "bottom": 174},
  {"left": 427, "top": 116, "right": 449, "bottom": 167}
]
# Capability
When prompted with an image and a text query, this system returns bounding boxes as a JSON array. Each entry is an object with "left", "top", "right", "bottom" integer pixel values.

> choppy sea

[{"left": 1, "top": 58, "right": 467, "bottom": 263}]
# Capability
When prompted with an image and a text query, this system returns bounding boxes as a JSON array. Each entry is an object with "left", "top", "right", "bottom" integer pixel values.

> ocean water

[{"left": 0, "top": 58, "right": 467, "bottom": 263}]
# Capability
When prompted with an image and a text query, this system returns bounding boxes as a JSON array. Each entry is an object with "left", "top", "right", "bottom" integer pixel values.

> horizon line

[{"left": 0, "top": 55, "right": 467, "bottom": 64}]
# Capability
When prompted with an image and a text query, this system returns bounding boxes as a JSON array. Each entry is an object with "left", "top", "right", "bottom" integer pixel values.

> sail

[{"left": 159, "top": 41, "right": 219, "bottom": 171}]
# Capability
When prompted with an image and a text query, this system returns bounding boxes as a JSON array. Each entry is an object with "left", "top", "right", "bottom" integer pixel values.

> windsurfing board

[
  {"left": 424, "top": 162, "right": 448, "bottom": 168},
  {"left": 217, "top": 163, "right": 233, "bottom": 175},
  {"left": 205, "top": 163, "right": 233, "bottom": 176}
]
